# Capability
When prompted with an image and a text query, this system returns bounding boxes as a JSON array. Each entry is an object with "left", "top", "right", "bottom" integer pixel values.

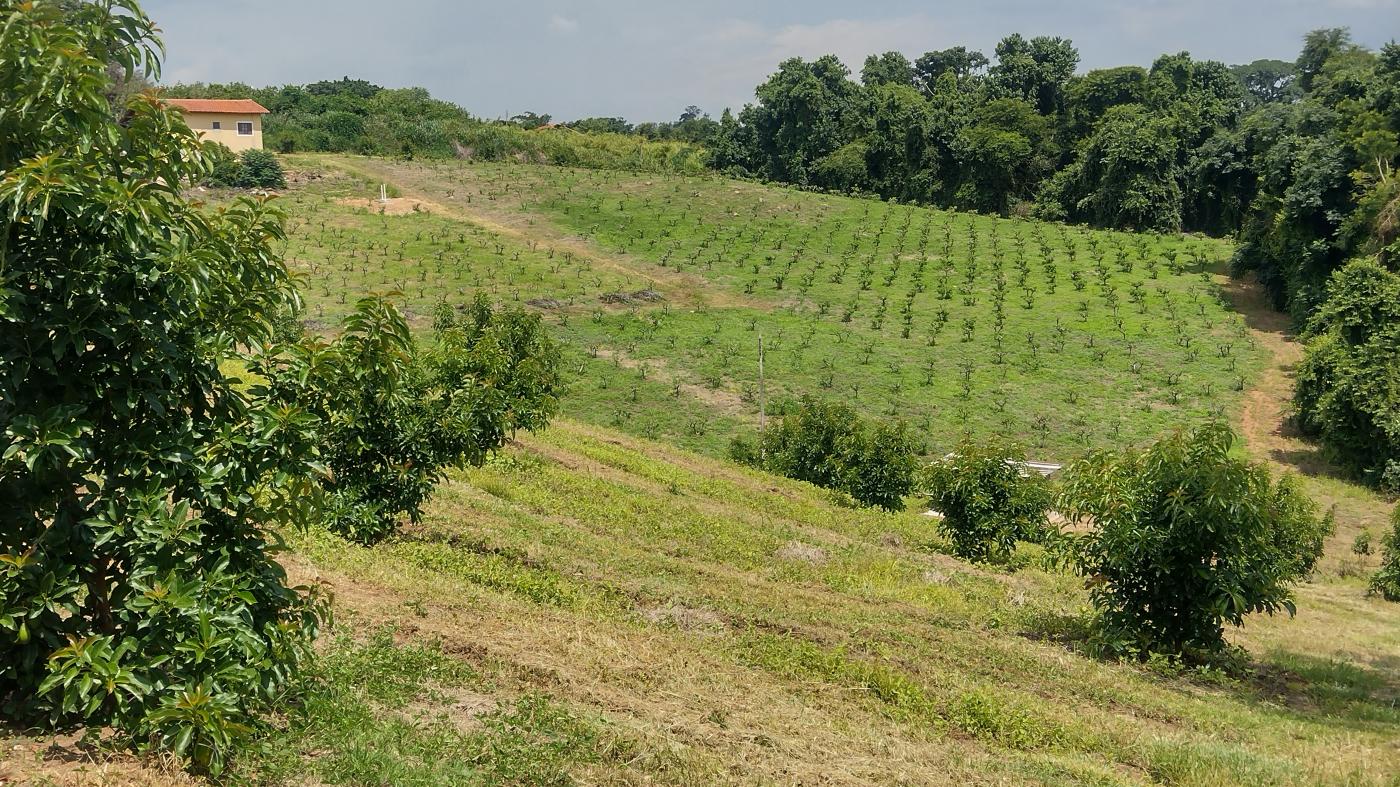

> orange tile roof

[{"left": 164, "top": 98, "right": 269, "bottom": 114}]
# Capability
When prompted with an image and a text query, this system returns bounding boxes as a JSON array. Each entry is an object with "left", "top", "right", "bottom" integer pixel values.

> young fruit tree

[
  {"left": 1055, "top": 423, "right": 1332, "bottom": 660},
  {"left": 731, "top": 396, "right": 917, "bottom": 511},
  {"left": 1, "top": 1, "right": 324, "bottom": 772},
  {"left": 1369, "top": 506, "right": 1400, "bottom": 602},
  {"left": 255, "top": 295, "right": 563, "bottom": 544},
  {"left": 920, "top": 442, "right": 1052, "bottom": 563}
]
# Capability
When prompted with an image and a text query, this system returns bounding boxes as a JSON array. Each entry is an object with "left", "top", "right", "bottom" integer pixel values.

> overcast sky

[{"left": 144, "top": 1, "right": 1398, "bottom": 122}]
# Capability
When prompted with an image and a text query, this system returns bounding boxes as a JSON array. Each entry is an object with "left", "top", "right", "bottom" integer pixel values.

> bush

[
  {"left": 259, "top": 295, "right": 562, "bottom": 543},
  {"left": 201, "top": 145, "right": 287, "bottom": 190},
  {"left": 921, "top": 442, "right": 1052, "bottom": 563},
  {"left": 202, "top": 142, "right": 242, "bottom": 186},
  {"left": 738, "top": 397, "right": 916, "bottom": 511},
  {"left": 1369, "top": 507, "right": 1400, "bottom": 602},
  {"left": 1294, "top": 259, "right": 1400, "bottom": 487},
  {"left": 235, "top": 148, "right": 286, "bottom": 189},
  {"left": 1, "top": 3, "right": 324, "bottom": 773},
  {"left": 1056, "top": 423, "right": 1332, "bottom": 660}
]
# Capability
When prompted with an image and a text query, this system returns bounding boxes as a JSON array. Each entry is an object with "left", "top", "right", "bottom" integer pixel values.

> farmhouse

[{"left": 164, "top": 98, "right": 269, "bottom": 152}]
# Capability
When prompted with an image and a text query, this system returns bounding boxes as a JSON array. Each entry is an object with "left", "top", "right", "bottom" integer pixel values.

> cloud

[
  {"left": 766, "top": 15, "right": 948, "bottom": 71},
  {"left": 548, "top": 14, "right": 579, "bottom": 34}
]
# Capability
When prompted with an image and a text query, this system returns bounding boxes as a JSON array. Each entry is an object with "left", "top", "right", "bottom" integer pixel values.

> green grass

[
  {"left": 228, "top": 629, "right": 625, "bottom": 786},
  {"left": 273, "top": 155, "right": 1265, "bottom": 458},
  {"left": 177, "top": 154, "right": 1397, "bottom": 785},
  {"left": 240, "top": 419, "right": 1400, "bottom": 785}
]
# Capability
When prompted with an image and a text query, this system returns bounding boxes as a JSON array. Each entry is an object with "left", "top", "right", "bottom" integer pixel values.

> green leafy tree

[
  {"left": 1056, "top": 424, "right": 1332, "bottom": 659},
  {"left": 1, "top": 0, "right": 324, "bottom": 772},
  {"left": 859, "top": 83, "right": 936, "bottom": 201},
  {"left": 989, "top": 34, "right": 1079, "bottom": 115},
  {"left": 1231, "top": 59, "right": 1299, "bottom": 105},
  {"left": 234, "top": 148, "right": 287, "bottom": 189},
  {"left": 1061, "top": 66, "right": 1148, "bottom": 142},
  {"left": 735, "top": 397, "right": 916, "bottom": 511},
  {"left": 953, "top": 98, "right": 1054, "bottom": 213},
  {"left": 913, "top": 47, "right": 988, "bottom": 95},
  {"left": 1046, "top": 104, "right": 1183, "bottom": 231},
  {"left": 921, "top": 442, "right": 1051, "bottom": 563},
  {"left": 861, "top": 51, "right": 914, "bottom": 88},
  {"left": 1294, "top": 259, "right": 1400, "bottom": 488},
  {"left": 743, "top": 55, "right": 863, "bottom": 185},
  {"left": 1369, "top": 506, "right": 1400, "bottom": 601},
  {"left": 261, "top": 295, "right": 562, "bottom": 544}
]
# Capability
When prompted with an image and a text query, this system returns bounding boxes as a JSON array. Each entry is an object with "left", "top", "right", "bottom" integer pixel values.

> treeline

[{"left": 161, "top": 78, "right": 708, "bottom": 173}]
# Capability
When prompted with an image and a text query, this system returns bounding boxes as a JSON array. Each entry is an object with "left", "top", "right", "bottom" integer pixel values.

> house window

[
  {"left": 236, "top": 121, "right": 253, "bottom": 136},
  {"left": 211, "top": 121, "right": 221, "bottom": 130}
]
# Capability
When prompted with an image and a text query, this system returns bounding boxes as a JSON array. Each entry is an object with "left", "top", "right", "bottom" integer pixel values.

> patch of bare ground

[
  {"left": 334, "top": 196, "right": 447, "bottom": 216},
  {"left": 326, "top": 158, "right": 767, "bottom": 310},
  {"left": 592, "top": 348, "right": 753, "bottom": 416},
  {"left": 0, "top": 732, "right": 197, "bottom": 787}
]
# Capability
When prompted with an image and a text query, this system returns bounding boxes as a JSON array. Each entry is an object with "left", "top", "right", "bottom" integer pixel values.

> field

[
  {"left": 273, "top": 155, "right": 1264, "bottom": 458},
  {"left": 13, "top": 418, "right": 1395, "bottom": 785},
  {"left": 9, "top": 156, "right": 1397, "bottom": 787}
]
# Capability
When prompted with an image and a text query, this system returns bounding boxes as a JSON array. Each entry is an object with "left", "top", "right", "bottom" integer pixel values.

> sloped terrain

[{"left": 236, "top": 419, "right": 1399, "bottom": 785}]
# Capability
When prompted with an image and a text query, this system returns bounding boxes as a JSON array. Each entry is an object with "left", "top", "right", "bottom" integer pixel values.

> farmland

[
  {"left": 273, "top": 155, "right": 1263, "bottom": 459},
  {"left": 10, "top": 150, "right": 1397, "bottom": 787}
]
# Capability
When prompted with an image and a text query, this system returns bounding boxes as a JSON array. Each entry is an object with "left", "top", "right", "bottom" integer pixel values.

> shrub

[
  {"left": 1, "top": 2, "right": 324, "bottom": 773},
  {"left": 1369, "top": 507, "right": 1400, "bottom": 602},
  {"left": 235, "top": 148, "right": 287, "bottom": 189},
  {"left": 921, "top": 442, "right": 1052, "bottom": 563},
  {"left": 259, "top": 295, "right": 562, "bottom": 543},
  {"left": 1294, "top": 259, "right": 1400, "bottom": 487},
  {"left": 739, "top": 397, "right": 916, "bottom": 511},
  {"left": 203, "top": 142, "right": 242, "bottom": 186},
  {"left": 1056, "top": 423, "right": 1332, "bottom": 659}
]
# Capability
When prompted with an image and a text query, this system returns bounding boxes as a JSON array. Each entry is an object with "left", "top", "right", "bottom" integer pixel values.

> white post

[{"left": 379, "top": 183, "right": 388, "bottom": 203}]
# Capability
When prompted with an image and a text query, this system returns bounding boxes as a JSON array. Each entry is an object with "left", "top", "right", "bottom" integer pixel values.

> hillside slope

[
  {"left": 253, "top": 420, "right": 1400, "bottom": 784},
  {"left": 8, "top": 158, "right": 1398, "bottom": 787}
]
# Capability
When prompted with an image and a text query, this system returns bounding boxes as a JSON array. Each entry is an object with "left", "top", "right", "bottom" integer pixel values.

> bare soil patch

[{"left": 335, "top": 196, "right": 447, "bottom": 216}]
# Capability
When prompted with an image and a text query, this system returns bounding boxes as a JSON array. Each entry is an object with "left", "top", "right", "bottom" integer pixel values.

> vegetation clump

[
  {"left": 921, "top": 442, "right": 1052, "bottom": 563},
  {"left": 1055, "top": 423, "right": 1333, "bottom": 660},
  {"left": 731, "top": 397, "right": 917, "bottom": 511},
  {"left": 1293, "top": 259, "right": 1400, "bottom": 490},
  {"left": 0, "top": 1, "right": 322, "bottom": 772},
  {"left": 257, "top": 295, "right": 562, "bottom": 544},
  {"left": 1369, "top": 507, "right": 1400, "bottom": 602},
  {"left": 203, "top": 144, "right": 287, "bottom": 189}
]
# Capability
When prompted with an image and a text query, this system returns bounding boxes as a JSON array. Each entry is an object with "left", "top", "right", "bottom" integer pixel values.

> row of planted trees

[
  {"left": 737, "top": 398, "right": 1400, "bottom": 661},
  {"left": 1, "top": 1, "right": 563, "bottom": 774}
]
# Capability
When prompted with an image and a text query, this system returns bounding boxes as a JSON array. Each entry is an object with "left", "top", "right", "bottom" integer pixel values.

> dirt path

[
  {"left": 325, "top": 157, "right": 767, "bottom": 311},
  {"left": 1219, "top": 273, "right": 1393, "bottom": 551},
  {"left": 1218, "top": 275, "right": 1326, "bottom": 471}
]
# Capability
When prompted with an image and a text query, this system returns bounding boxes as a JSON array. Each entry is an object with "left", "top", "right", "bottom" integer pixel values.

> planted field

[{"left": 276, "top": 156, "right": 1265, "bottom": 458}]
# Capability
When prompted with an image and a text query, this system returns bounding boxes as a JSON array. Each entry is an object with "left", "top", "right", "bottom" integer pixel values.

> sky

[{"left": 145, "top": 1, "right": 1399, "bottom": 122}]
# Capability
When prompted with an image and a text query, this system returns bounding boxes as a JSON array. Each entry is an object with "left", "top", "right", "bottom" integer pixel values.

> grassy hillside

[
  {"left": 273, "top": 155, "right": 1264, "bottom": 458},
  {"left": 9, "top": 156, "right": 1399, "bottom": 787},
  {"left": 214, "top": 421, "right": 1398, "bottom": 784}
]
